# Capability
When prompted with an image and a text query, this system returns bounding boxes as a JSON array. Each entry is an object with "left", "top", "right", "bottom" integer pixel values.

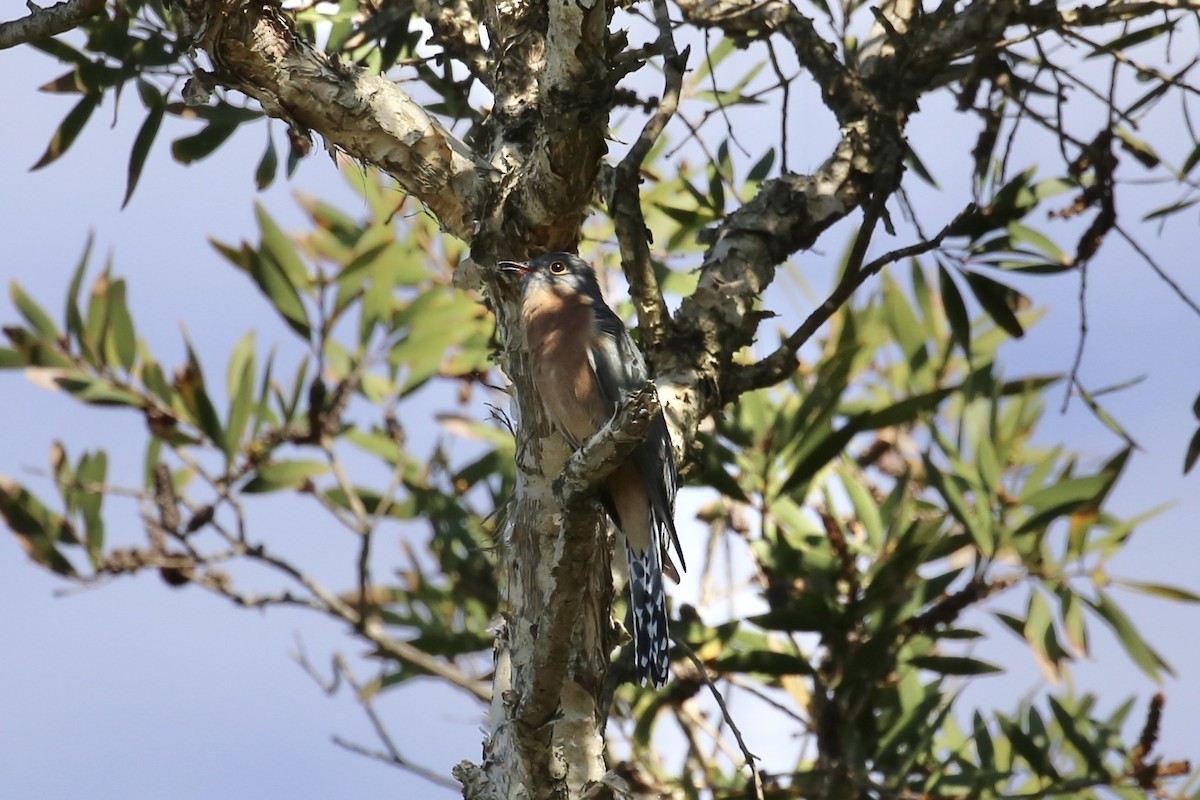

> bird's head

[{"left": 497, "top": 252, "right": 601, "bottom": 303}]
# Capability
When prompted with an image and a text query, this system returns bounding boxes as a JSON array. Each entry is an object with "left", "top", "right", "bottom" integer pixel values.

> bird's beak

[{"left": 497, "top": 260, "right": 532, "bottom": 277}]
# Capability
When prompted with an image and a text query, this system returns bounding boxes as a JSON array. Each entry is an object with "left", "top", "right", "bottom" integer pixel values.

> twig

[
  {"left": 722, "top": 673, "right": 810, "bottom": 726},
  {"left": 1062, "top": 260, "right": 1090, "bottom": 414},
  {"left": 728, "top": 203, "right": 975, "bottom": 396},
  {"left": 1063, "top": 130, "right": 1117, "bottom": 412},
  {"left": 295, "top": 648, "right": 459, "bottom": 790},
  {"left": 765, "top": 39, "right": 792, "bottom": 174},
  {"left": 1115, "top": 223, "right": 1200, "bottom": 316},
  {"left": 675, "top": 639, "right": 765, "bottom": 800},
  {"left": 702, "top": 28, "right": 750, "bottom": 158},
  {"left": 332, "top": 737, "right": 458, "bottom": 789},
  {"left": 676, "top": 702, "right": 749, "bottom": 776}
]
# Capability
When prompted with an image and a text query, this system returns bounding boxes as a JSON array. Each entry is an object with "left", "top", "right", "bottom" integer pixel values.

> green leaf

[
  {"left": 75, "top": 451, "right": 107, "bottom": 567},
  {"left": 10, "top": 282, "right": 61, "bottom": 341},
  {"left": 964, "top": 271, "right": 1026, "bottom": 339},
  {"left": 1024, "top": 590, "right": 1066, "bottom": 682},
  {"left": 224, "top": 332, "right": 256, "bottom": 464},
  {"left": 712, "top": 650, "right": 814, "bottom": 676},
  {"left": 171, "top": 122, "right": 238, "bottom": 164},
  {"left": 1087, "top": 590, "right": 1171, "bottom": 680},
  {"left": 1186, "top": 428, "right": 1200, "bottom": 474},
  {"left": 923, "top": 455, "right": 991, "bottom": 554},
  {"left": 1183, "top": 141, "right": 1200, "bottom": 176},
  {"left": 123, "top": 100, "right": 164, "bottom": 208},
  {"left": 999, "top": 716, "right": 1059, "bottom": 779},
  {"left": 909, "top": 655, "right": 1003, "bottom": 676},
  {"left": 245, "top": 246, "right": 311, "bottom": 339},
  {"left": 860, "top": 386, "right": 956, "bottom": 429},
  {"left": 1074, "top": 382, "right": 1138, "bottom": 449},
  {"left": 83, "top": 267, "right": 111, "bottom": 364},
  {"left": 839, "top": 472, "right": 883, "bottom": 547},
  {"left": 255, "top": 203, "right": 309, "bottom": 289},
  {"left": 143, "top": 437, "right": 163, "bottom": 491},
  {"left": 178, "top": 342, "right": 225, "bottom": 446},
  {"left": 776, "top": 417, "right": 863, "bottom": 497},
  {"left": 51, "top": 373, "right": 144, "bottom": 407},
  {"left": 0, "top": 348, "right": 22, "bottom": 369},
  {"left": 1060, "top": 589, "right": 1089, "bottom": 657},
  {"left": 1116, "top": 126, "right": 1160, "bottom": 168},
  {"left": 1125, "top": 63, "right": 1191, "bottom": 117},
  {"left": 1048, "top": 697, "right": 1106, "bottom": 774},
  {"left": 1015, "top": 475, "right": 1110, "bottom": 535},
  {"left": 243, "top": 460, "right": 330, "bottom": 493},
  {"left": 32, "top": 94, "right": 99, "bottom": 170},
  {"left": 255, "top": 135, "right": 278, "bottom": 191},
  {"left": 1007, "top": 222, "right": 1067, "bottom": 265},
  {"left": 1142, "top": 198, "right": 1199, "bottom": 222},
  {"left": 1114, "top": 579, "right": 1200, "bottom": 603},
  {"left": 0, "top": 478, "right": 79, "bottom": 577},
  {"left": 1088, "top": 20, "right": 1178, "bottom": 57},
  {"left": 750, "top": 592, "right": 840, "bottom": 635},
  {"left": 747, "top": 148, "right": 775, "bottom": 184},
  {"left": 107, "top": 279, "right": 137, "bottom": 371},
  {"left": 939, "top": 264, "right": 971, "bottom": 358},
  {"left": 64, "top": 233, "right": 93, "bottom": 345},
  {"left": 882, "top": 271, "right": 928, "bottom": 363},
  {"left": 905, "top": 142, "right": 939, "bottom": 188},
  {"left": 972, "top": 711, "right": 994, "bottom": 768}
]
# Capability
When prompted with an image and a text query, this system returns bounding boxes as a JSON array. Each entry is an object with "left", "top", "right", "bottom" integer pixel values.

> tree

[{"left": 2, "top": 0, "right": 1199, "bottom": 797}]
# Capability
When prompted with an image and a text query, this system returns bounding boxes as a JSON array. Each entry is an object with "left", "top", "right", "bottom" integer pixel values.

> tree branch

[
  {"left": 608, "top": 0, "right": 686, "bottom": 350},
  {"left": 655, "top": 122, "right": 899, "bottom": 453},
  {"left": 555, "top": 384, "right": 661, "bottom": 509},
  {"left": 172, "top": 0, "right": 495, "bottom": 240},
  {"left": 0, "top": 0, "right": 105, "bottom": 50}
]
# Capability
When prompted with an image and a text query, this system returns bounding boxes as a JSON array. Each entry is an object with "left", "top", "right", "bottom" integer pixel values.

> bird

[{"left": 498, "top": 252, "right": 684, "bottom": 687}]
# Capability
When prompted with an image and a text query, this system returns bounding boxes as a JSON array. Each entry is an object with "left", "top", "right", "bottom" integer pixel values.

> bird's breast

[{"left": 522, "top": 289, "right": 609, "bottom": 444}]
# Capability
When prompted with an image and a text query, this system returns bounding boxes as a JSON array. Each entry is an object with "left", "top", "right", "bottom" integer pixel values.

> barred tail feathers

[{"left": 625, "top": 538, "right": 670, "bottom": 688}]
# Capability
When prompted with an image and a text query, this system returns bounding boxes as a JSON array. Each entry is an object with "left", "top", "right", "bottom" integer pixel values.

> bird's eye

[{"left": 549, "top": 261, "right": 568, "bottom": 275}]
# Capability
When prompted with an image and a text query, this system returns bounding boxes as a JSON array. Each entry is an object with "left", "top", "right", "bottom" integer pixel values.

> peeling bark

[{"left": 174, "top": 0, "right": 495, "bottom": 240}]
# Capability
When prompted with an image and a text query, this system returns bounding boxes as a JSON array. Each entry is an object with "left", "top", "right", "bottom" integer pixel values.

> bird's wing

[{"left": 590, "top": 307, "right": 685, "bottom": 573}]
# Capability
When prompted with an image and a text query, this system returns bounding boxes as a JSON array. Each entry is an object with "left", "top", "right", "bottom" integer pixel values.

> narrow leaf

[
  {"left": 10, "top": 282, "right": 61, "bottom": 340},
  {"left": 107, "top": 279, "right": 137, "bottom": 371},
  {"left": 122, "top": 102, "right": 164, "bottom": 209},
  {"left": 242, "top": 460, "right": 330, "bottom": 493},
  {"left": 255, "top": 203, "right": 309, "bottom": 289},
  {"left": 1186, "top": 428, "right": 1200, "bottom": 474},
  {"left": 965, "top": 271, "right": 1026, "bottom": 339},
  {"left": 255, "top": 135, "right": 278, "bottom": 191},
  {"left": 64, "top": 233, "right": 93, "bottom": 345},
  {"left": 32, "top": 94, "right": 98, "bottom": 170},
  {"left": 171, "top": 122, "right": 238, "bottom": 164},
  {"left": 939, "top": 264, "right": 971, "bottom": 357},
  {"left": 909, "top": 655, "right": 1003, "bottom": 676}
]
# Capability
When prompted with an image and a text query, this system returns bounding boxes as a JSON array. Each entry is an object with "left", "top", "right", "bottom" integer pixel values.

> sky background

[{"left": 2, "top": 11, "right": 1200, "bottom": 799}]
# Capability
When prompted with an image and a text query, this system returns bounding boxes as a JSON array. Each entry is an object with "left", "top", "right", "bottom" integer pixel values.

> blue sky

[{"left": 2, "top": 25, "right": 1200, "bottom": 798}]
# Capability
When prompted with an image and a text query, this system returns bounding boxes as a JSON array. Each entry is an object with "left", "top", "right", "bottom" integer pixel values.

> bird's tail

[{"left": 625, "top": 538, "right": 670, "bottom": 688}]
